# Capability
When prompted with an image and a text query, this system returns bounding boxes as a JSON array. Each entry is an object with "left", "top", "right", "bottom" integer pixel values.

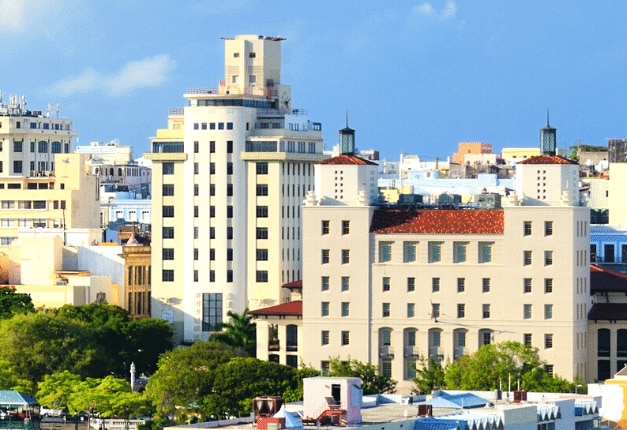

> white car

[{"left": 40, "top": 406, "right": 65, "bottom": 417}]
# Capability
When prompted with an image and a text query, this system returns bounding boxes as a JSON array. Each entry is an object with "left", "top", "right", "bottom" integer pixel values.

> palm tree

[{"left": 210, "top": 309, "right": 257, "bottom": 357}]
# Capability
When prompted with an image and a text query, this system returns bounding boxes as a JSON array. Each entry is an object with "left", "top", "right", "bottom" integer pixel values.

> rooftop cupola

[
  {"left": 338, "top": 113, "right": 355, "bottom": 155},
  {"left": 540, "top": 110, "right": 557, "bottom": 155}
]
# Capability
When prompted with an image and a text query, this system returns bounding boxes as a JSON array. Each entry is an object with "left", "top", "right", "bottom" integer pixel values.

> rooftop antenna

[
  {"left": 55, "top": 103, "right": 60, "bottom": 118},
  {"left": 345, "top": 111, "right": 349, "bottom": 128},
  {"left": 546, "top": 109, "right": 550, "bottom": 127}
]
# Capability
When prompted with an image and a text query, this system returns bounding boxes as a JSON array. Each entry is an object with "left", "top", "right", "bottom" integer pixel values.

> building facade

[{"left": 146, "top": 35, "right": 325, "bottom": 343}]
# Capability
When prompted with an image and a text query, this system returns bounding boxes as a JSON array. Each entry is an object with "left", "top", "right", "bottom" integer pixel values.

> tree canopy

[
  {"left": 0, "top": 286, "right": 35, "bottom": 319},
  {"left": 327, "top": 357, "right": 396, "bottom": 394},
  {"left": 209, "top": 309, "right": 256, "bottom": 357}
]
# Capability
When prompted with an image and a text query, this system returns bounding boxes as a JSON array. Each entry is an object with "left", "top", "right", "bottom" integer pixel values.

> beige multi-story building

[
  {"left": 300, "top": 123, "right": 590, "bottom": 393},
  {"left": 146, "top": 35, "right": 326, "bottom": 343}
]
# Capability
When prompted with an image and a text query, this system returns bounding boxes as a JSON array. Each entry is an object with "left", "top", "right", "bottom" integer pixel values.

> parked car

[{"left": 40, "top": 406, "right": 66, "bottom": 417}]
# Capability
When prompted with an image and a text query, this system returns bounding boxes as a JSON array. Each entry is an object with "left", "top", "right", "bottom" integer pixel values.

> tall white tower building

[{"left": 146, "top": 35, "right": 326, "bottom": 344}]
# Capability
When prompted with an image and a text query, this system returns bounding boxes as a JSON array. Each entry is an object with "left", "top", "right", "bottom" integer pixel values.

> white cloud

[
  {"left": 50, "top": 55, "right": 177, "bottom": 97},
  {"left": 411, "top": 1, "right": 457, "bottom": 20},
  {"left": 441, "top": 1, "right": 458, "bottom": 20},
  {"left": 0, "top": 0, "right": 27, "bottom": 32}
]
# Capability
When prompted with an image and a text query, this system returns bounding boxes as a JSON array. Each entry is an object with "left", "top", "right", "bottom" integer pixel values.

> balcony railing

[
  {"left": 404, "top": 346, "right": 420, "bottom": 357},
  {"left": 379, "top": 346, "right": 394, "bottom": 358}
]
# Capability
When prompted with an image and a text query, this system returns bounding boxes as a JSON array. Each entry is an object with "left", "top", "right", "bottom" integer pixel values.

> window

[
  {"left": 256, "top": 249, "right": 268, "bottom": 261},
  {"left": 545, "top": 333, "right": 553, "bottom": 349},
  {"left": 432, "top": 303, "right": 440, "bottom": 319},
  {"left": 209, "top": 227, "right": 215, "bottom": 239},
  {"left": 163, "top": 206, "right": 174, "bottom": 217},
  {"left": 194, "top": 162, "right": 199, "bottom": 174},
  {"left": 256, "top": 184, "right": 268, "bottom": 196},
  {"left": 162, "top": 227, "right": 174, "bottom": 238},
  {"left": 545, "top": 365, "right": 554, "bottom": 377},
  {"left": 524, "top": 304, "right": 532, "bottom": 319},
  {"left": 341, "top": 276, "right": 350, "bottom": 291},
  {"left": 544, "top": 304, "right": 553, "bottom": 319},
  {"left": 341, "top": 302, "right": 350, "bottom": 317},
  {"left": 382, "top": 303, "right": 391, "bottom": 317},
  {"left": 432, "top": 277, "right": 440, "bottom": 292},
  {"left": 256, "top": 162, "right": 268, "bottom": 174},
  {"left": 226, "top": 140, "right": 233, "bottom": 151},
  {"left": 321, "top": 302, "right": 329, "bottom": 316},
  {"left": 407, "top": 277, "right": 415, "bottom": 292},
  {"left": 379, "top": 241, "right": 393, "bottom": 262},
  {"left": 429, "top": 242, "right": 442, "bottom": 263},
  {"left": 457, "top": 303, "right": 465, "bottom": 318},
  {"left": 545, "top": 221, "right": 553, "bottom": 236},
  {"left": 321, "top": 249, "right": 330, "bottom": 264},
  {"left": 38, "top": 141, "right": 48, "bottom": 153},
  {"left": 162, "top": 270, "right": 174, "bottom": 282},
  {"left": 482, "top": 304, "right": 490, "bottom": 318},
  {"left": 163, "top": 162, "right": 174, "bottom": 175},
  {"left": 194, "top": 206, "right": 199, "bottom": 218},
  {"left": 227, "top": 270, "right": 233, "bottom": 282},
  {"left": 256, "top": 206, "right": 268, "bottom": 217},
  {"left": 209, "top": 206, "right": 215, "bottom": 217},
  {"left": 256, "top": 271, "right": 268, "bottom": 282},
  {"left": 404, "top": 241, "right": 418, "bottom": 262},
  {"left": 202, "top": 293, "right": 222, "bottom": 331},
  {"left": 457, "top": 278, "right": 465, "bottom": 292},
  {"left": 544, "top": 250, "right": 553, "bottom": 266},
  {"left": 321, "top": 220, "right": 329, "bottom": 235},
  {"left": 321, "top": 276, "right": 329, "bottom": 291},
  {"left": 321, "top": 331, "right": 329, "bottom": 345},
  {"left": 256, "top": 227, "right": 268, "bottom": 239},
  {"left": 226, "top": 162, "right": 233, "bottom": 175},
  {"left": 524, "top": 250, "right": 532, "bottom": 265},
  {"left": 13, "top": 141, "right": 22, "bottom": 152},
  {"left": 162, "top": 248, "right": 174, "bottom": 260},
  {"left": 407, "top": 303, "right": 415, "bottom": 317},
  {"left": 524, "top": 333, "right": 532, "bottom": 346},
  {"left": 545, "top": 278, "right": 553, "bottom": 293},
  {"left": 13, "top": 161, "right": 22, "bottom": 174},
  {"left": 341, "top": 249, "right": 350, "bottom": 264},
  {"left": 524, "top": 221, "right": 532, "bottom": 236},
  {"left": 227, "top": 227, "right": 233, "bottom": 239},
  {"left": 479, "top": 242, "right": 493, "bottom": 263},
  {"left": 227, "top": 205, "right": 233, "bottom": 218},
  {"left": 431, "top": 330, "right": 441, "bottom": 347},
  {"left": 342, "top": 220, "right": 350, "bottom": 235},
  {"left": 341, "top": 331, "right": 350, "bottom": 346},
  {"left": 482, "top": 278, "right": 490, "bottom": 292},
  {"left": 454, "top": 242, "right": 467, "bottom": 263},
  {"left": 382, "top": 277, "right": 391, "bottom": 291}
]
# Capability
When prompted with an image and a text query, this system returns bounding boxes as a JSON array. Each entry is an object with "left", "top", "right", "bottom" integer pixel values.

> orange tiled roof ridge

[
  {"left": 517, "top": 154, "right": 576, "bottom": 165},
  {"left": 318, "top": 154, "right": 378, "bottom": 165},
  {"left": 370, "top": 209, "right": 504, "bottom": 234},
  {"left": 249, "top": 301, "right": 302, "bottom": 316}
]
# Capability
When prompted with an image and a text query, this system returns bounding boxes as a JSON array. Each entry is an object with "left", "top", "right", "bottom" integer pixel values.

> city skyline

[{"left": 2, "top": 1, "right": 627, "bottom": 161}]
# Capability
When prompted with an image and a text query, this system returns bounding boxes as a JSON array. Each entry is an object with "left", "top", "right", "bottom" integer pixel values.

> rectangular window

[
  {"left": 162, "top": 162, "right": 174, "bottom": 175},
  {"left": 256, "top": 184, "right": 268, "bottom": 196},
  {"left": 524, "top": 250, "right": 532, "bottom": 265},
  {"left": 321, "top": 276, "right": 329, "bottom": 291},
  {"left": 432, "top": 331, "right": 441, "bottom": 347},
  {"left": 429, "top": 242, "right": 442, "bottom": 263},
  {"left": 524, "top": 221, "right": 532, "bottom": 236},
  {"left": 13, "top": 161, "right": 22, "bottom": 174},
  {"left": 256, "top": 249, "right": 268, "bottom": 261},
  {"left": 210, "top": 141, "right": 216, "bottom": 153},
  {"left": 341, "top": 276, "right": 350, "bottom": 291},
  {"left": 545, "top": 365, "right": 554, "bottom": 377},
  {"left": 457, "top": 303, "right": 465, "bottom": 318},
  {"left": 194, "top": 162, "right": 199, "bottom": 175},
  {"left": 524, "top": 304, "right": 532, "bottom": 319},
  {"left": 162, "top": 270, "right": 174, "bottom": 282},
  {"left": 382, "top": 303, "right": 390, "bottom": 317},
  {"left": 256, "top": 227, "right": 268, "bottom": 239},
  {"left": 321, "top": 220, "right": 329, "bottom": 235},
  {"left": 341, "top": 302, "right": 350, "bottom": 317},
  {"left": 454, "top": 242, "right": 467, "bottom": 263},
  {"left": 341, "top": 331, "right": 350, "bottom": 346},
  {"left": 226, "top": 140, "right": 233, "bottom": 151},
  {"left": 342, "top": 220, "right": 350, "bottom": 235},
  {"left": 432, "top": 303, "right": 440, "bottom": 319},
  {"left": 379, "top": 241, "right": 393, "bottom": 262},
  {"left": 432, "top": 277, "right": 440, "bottom": 292},
  {"left": 524, "top": 278, "right": 532, "bottom": 293},
  {"left": 13, "top": 141, "right": 22, "bottom": 152},
  {"left": 407, "top": 277, "right": 416, "bottom": 292},
  {"left": 382, "top": 277, "right": 391, "bottom": 292},
  {"left": 162, "top": 248, "right": 174, "bottom": 260},
  {"left": 479, "top": 242, "right": 493, "bottom": 263},
  {"left": 321, "top": 302, "right": 329, "bottom": 316},
  {"left": 162, "top": 227, "right": 174, "bottom": 239},
  {"left": 545, "top": 221, "right": 553, "bottom": 236},
  {"left": 256, "top": 162, "right": 268, "bottom": 174},
  {"left": 407, "top": 303, "right": 415, "bottom": 317},
  {"left": 210, "top": 162, "right": 215, "bottom": 174},
  {"left": 404, "top": 241, "right": 418, "bottom": 262},
  {"left": 256, "top": 271, "right": 268, "bottom": 282},
  {"left": 524, "top": 333, "right": 532, "bottom": 346},
  {"left": 321, "top": 331, "right": 329, "bottom": 345},
  {"left": 482, "top": 278, "right": 490, "bottom": 292},
  {"left": 341, "top": 249, "right": 350, "bottom": 264},
  {"left": 457, "top": 278, "right": 465, "bottom": 292},
  {"left": 202, "top": 293, "right": 222, "bottom": 331},
  {"left": 209, "top": 227, "right": 214, "bottom": 239},
  {"left": 227, "top": 184, "right": 233, "bottom": 196},
  {"left": 256, "top": 206, "right": 268, "bottom": 217},
  {"left": 544, "top": 304, "right": 553, "bottom": 319},
  {"left": 321, "top": 249, "right": 330, "bottom": 264},
  {"left": 163, "top": 206, "right": 174, "bottom": 217},
  {"left": 545, "top": 278, "right": 553, "bottom": 293},
  {"left": 226, "top": 162, "right": 233, "bottom": 175},
  {"left": 193, "top": 184, "right": 199, "bottom": 196},
  {"left": 545, "top": 333, "right": 553, "bottom": 349},
  {"left": 544, "top": 250, "right": 553, "bottom": 266},
  {"left": 482, "top": 304, "right": 491, "bottom": 318},
  {"left": 210, "top": 249, "right": 215, "bottom": 261}
]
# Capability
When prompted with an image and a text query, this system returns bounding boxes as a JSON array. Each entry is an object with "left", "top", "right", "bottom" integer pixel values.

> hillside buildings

[{"left": 146, "top": 35, "right": 326, "bottom": 343}]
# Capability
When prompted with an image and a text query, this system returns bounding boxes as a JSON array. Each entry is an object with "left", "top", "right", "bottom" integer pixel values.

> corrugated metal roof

[{"left": 0, "top": 391, "right": 37, "bottom": 405}]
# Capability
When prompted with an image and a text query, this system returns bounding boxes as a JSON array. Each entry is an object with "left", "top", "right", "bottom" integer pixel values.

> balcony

[
  {"left": 454, "top": 347, "right": 468, "bottom": 359},
  {"left": 404, "top": 346, "right": 420, "bottom": 358},
  {"left": 268, "top": 341, "right": 280, "bottom": 352},
  {"left": 379, "top": 346, "right": 394, "bottom": 358},
  {"left": 429, "top": 347, "right": 444, "bottom": 360}
]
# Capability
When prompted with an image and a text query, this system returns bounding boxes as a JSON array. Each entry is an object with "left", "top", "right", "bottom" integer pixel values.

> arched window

[
  {"left": 286, "top": 324, "right": 298, "bottom": 351},
  {"left": 617, "top": 329, "right": 627, "bottom": 357},
  {"left": 598, "top": 328, "right": 610, "bottom": 357}
]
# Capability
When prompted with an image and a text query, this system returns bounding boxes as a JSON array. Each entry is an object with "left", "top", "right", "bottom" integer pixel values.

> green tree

[
  {"left": 282, "top": 364, "right": 320, "bottom": 402},
  {"left": 0, "top": 286, "right": 35, "bottom": 319},
  {"left": 413, "top": 356, "right": 446, "bottom": 395},
  {"left": 144, "top": 342, "right": 242, "bottom": 421},
  {"left": 204, "top": 357, "right": 298, "bottom": 419},
  {"left": 36, "top": 371, "right": 82, "bottom": 410},
  {"left": 209, "top": 309, "right": 256, "bottom": 357},
  {"left": 124, "top": 317, "right": 174, "bottom": 376},
  {"left": 327, "top": 357, "right": 396, "bottom": 394}
]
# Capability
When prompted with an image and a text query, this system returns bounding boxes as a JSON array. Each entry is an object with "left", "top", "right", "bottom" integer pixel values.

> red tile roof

[
  {"left": 588, "top": 303, "right": 627, "bottom": 321},
  {"left": 281, "top": 280, "right": 302, "bottom": 290},
  {"left": 517, "top": 155, "right": 577, "bottom": 165},
  {"left": 318, "top": 154, "right": 378, "bottom": 166},
  {"left": 370, "top": 209, "right": 504, "bottom": 234},
  {"left": 249, "top": 301, "right": 302, "bottom": 317}
]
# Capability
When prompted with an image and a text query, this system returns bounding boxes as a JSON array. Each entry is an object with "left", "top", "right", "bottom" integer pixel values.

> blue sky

[{"left": 2, "top": 1, "right": 626, "bottom": 161}]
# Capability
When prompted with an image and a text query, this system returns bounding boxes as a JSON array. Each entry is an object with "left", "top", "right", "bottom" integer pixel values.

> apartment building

[{"left": 146, "top": 35, "right": 326, "bottom": 343}]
